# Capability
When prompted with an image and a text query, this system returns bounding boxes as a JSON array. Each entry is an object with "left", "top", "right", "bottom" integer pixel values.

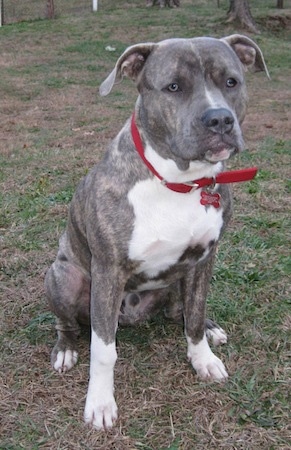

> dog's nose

[{"left": 201, "top": 108, "right": 234, "bottom": 134}]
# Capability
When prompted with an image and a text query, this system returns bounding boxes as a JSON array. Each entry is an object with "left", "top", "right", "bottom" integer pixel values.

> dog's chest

[{"left": 127, "top": 178, "right": 224, "bottom": 280}]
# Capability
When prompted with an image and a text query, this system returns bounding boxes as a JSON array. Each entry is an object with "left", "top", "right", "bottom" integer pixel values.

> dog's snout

[{"left": 201, "top": 108, "right": 234, "bottom": 134}]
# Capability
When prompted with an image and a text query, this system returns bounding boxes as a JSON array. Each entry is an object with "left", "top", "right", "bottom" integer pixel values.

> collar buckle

[
  {"left": 182, "top": 181, "right": 200, "bottom": 189},
  {"left": 161, "top": 179, "right": 199, "bottom": 193},
  {"left": 208, "top": 176, "right": 216, "bottom": 191}
]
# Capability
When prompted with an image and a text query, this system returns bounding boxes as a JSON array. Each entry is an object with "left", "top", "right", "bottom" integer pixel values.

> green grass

[{"left": 0, "top": 1, "right": 290, "bottom": 449}]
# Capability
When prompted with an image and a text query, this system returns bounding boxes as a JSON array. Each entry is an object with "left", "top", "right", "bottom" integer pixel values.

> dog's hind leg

[
  {"left": 45, "top": 259, "right": 90, "bottom": 373},
  {"left": 51, "top": 320, "right": 80, "bottom": 373},
  {"left": 205, "top": 318, "right": 227, "bottom": 346}
]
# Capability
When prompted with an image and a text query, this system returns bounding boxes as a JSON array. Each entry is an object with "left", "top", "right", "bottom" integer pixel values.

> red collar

[{"left": 131, "top": 113, "right": 257, "bottom": 194}]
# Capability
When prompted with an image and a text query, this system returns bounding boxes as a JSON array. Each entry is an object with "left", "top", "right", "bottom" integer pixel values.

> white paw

[
  {"left": 84, "top": 388, "right": 118, "bottom": 430},
  {"left": 187, "top": 334, "right": 228, "bottom": 381},
  {"left": 53, "top": 349, "right": 78, "bottom": 373},
  {"left": 192, "top": 352, "right": 228, "bottom": 381},
  {"left": 206, "top": 326, "right": 228, "bottom": 346}
]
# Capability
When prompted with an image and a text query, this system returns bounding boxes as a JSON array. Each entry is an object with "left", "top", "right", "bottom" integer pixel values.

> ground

[{"left": 0, "top": 1, "right": 290, "bottom": 449}]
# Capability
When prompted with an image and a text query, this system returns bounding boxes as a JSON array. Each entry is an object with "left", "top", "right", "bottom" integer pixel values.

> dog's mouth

[
  {"left": 205, "top": 145, "right": 236, "bottom": 163},
  {"left": 168, "top": 129, "right": 244, "bottom": 165},
  {"left": 203, "top": 133, "right": 242, "bottom": 163}
]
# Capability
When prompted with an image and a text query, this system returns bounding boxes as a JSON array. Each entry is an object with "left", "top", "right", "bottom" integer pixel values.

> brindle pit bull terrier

[{"left": 45, "top": 35, "right": 269, "bottom": 430}]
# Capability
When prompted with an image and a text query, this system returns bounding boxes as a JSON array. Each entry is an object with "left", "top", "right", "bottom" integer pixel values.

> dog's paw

[
  {"left": 191, "top": 352, "right": 228, "bottom": 381},
  {"left": 206, "top": 325, "right": 228, "bottom": 346},
  {"left": 187, "top": 334, "right": 228, "bottom": 382},
  {"left": 84, "top": 391, "right": 118, "bottom": 430},
  {"left": 53, "top": 349, "right": 78, "bottom": 373}
]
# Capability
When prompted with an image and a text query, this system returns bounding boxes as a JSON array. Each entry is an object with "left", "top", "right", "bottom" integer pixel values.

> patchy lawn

[{"left": 0, "top": 1, "right": 290, "bottom": 449}]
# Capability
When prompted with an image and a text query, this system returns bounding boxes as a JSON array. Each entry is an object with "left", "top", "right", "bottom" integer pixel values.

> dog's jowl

[{"left": 45, "top": 35, "right": 269, "bottom": 429}]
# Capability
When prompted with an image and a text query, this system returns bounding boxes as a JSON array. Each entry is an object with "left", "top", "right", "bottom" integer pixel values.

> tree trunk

[
  {"left": 47, "top": 0, "right": 55, "bottom": 19},
  {"left": 227, "top": 0, "right": 260, "bottom": 34},
  {"left": 0, "top": 0, "right": 4, "bottom": 26},
  {"left": 277, "top": 0, "right": 284, "bottom": 8}
]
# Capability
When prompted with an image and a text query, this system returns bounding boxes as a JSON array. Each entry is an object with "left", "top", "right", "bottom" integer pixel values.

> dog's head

[{"left": 100, "top": 35, "right": 269, "bottom": 170}]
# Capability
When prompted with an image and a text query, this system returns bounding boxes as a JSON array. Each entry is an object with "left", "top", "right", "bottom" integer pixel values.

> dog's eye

[
  {"left": 168, "top": 83, "right": 180, "bottom": 92},
  {"left": 226, "top": 78, "right": 237, "bottom": 88}
]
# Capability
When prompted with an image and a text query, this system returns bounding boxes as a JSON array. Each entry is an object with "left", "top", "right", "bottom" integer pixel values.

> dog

[{"left": 45, "top": 35, "right": 269, "bottom": 430}]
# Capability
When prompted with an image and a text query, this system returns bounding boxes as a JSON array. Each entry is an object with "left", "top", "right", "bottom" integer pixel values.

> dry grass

[{"left": 1, "top": 1, "right": 290, "bottom": 448}]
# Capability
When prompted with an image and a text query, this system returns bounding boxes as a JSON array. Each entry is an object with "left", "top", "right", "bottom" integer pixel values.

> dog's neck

[
  {"left": 131, "top": 113, "right": 222, "bottom": 185},
  {"left": 144, "top": 144, "right": 223, "bottom": 184},
  {"left": 131, "top": 113, "right": 257, "bottom": 195}
]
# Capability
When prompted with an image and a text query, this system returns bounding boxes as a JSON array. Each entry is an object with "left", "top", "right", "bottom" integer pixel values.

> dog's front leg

[
  {"left": 84, "top": 259, "right": 126, "bottom": 430},
  {"left": 183, "top": 252, "right": 228, "bottom": 382}
]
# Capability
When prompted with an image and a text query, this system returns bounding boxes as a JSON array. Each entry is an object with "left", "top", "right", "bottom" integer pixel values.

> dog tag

[{"left": 200, "top": 191, "right": 221, "bottom": 208}]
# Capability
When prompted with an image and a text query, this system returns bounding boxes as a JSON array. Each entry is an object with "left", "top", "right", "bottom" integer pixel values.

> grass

[{"left": 1, "top": 0, "right": 291, "bottom": 448}]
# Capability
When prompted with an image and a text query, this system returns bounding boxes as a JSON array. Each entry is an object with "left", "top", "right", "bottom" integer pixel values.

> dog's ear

[
  {"left": 221, "top": 34, "right": 270, "bottom": 78},
  {"left": 99, "top": 43, "right": 156, "bottom": 96}
]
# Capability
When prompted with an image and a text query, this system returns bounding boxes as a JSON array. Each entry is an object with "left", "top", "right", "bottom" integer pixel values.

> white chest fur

[{"left": 127, "top": 177, "right": 224, "bottom": 279}]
